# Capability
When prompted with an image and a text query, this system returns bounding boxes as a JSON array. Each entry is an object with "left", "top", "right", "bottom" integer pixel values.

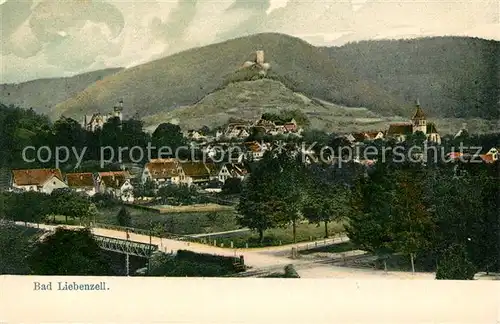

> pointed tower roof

[{"left": 412, "top": 99, "right": 426, "bottom": 120}]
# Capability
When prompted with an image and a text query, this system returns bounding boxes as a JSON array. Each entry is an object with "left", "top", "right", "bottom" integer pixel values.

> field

[
  {"left": 153, "top": 204, "right": 234, "bottom": 214},
  {"left": 96, "top": 206, "right": 239, "bottom": 235},
  {"left": 206, "top": 221, "right": 346, "bottom": 248}
]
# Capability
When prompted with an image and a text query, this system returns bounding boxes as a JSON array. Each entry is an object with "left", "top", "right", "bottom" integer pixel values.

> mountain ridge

[{"left": 1, "top": 33, "right": 498, "bottom": 123}]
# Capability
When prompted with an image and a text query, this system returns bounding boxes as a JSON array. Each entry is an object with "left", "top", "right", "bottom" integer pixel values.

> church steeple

[
  {"left": 411, "top": 98, "right": 427, "bottom": 134},
  {"left": 412, "top": 98, "right": 426, "bottom": 120}
]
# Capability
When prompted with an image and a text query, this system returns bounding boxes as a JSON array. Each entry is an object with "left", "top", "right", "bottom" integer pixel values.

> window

[{"left": 53, "top": 181, "right": 56, "bottom": 185}]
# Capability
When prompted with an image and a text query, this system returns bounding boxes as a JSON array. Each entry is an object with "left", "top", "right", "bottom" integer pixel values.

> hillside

[
  {"left": 324, "top": 37, "right": 500, "bottom": 120},
  {"left": 53, "top": 33, "right": 404, "bottom": 121},
  {"left": 3, "top": 34, "right": 498, "bottom": 124},
  {"left": 0, "top": 68, "right": 123, "bottom": 116},
  {"left": 142, "top": 79, "right": 381, "bottom": 131}
]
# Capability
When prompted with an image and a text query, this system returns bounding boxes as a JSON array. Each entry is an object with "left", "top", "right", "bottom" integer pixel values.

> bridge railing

[{"left": 93, "top": 234, "right": 158, "bottom": 258}]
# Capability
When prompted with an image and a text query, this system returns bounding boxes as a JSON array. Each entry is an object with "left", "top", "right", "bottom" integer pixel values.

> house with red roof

[
  {"left": 65, "top": 172, "right": 97, "bottom": 196},
  {"left": 96, "top": 171, "right": 134, "bottom": 202},
  {"left": 11, "top": 168, "right": 67, "bottom": 194}
]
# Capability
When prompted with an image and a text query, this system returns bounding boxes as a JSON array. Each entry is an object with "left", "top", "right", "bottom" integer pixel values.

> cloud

[
  {"left": 150, "top": 0, "right": 198, "bottom": 46},
  {"left": 1, "top": 0, "right": 125, "bottom": 81}
]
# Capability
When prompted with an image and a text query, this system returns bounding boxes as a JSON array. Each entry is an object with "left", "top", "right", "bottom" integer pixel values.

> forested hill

[
  {"left": 324, "top": 37, "right": 500, "bottom": 120},
  {"left": 0, "top": 68, "right": 124, "bottom": 116}
]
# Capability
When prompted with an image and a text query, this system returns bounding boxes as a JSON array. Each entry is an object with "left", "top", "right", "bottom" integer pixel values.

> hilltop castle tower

[{"left": 412, "top": 99, "right": 427, "bottom": 134}]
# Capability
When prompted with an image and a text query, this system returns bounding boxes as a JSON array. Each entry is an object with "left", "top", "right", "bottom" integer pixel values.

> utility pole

[
  {"left": 125, "top": 229, "right": 130, "bottom": 276},
  {"left": 148, "top": 219, "right": 152, "bottom": 274}
]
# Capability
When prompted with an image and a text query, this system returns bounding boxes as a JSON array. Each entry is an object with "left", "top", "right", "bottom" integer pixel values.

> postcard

[{"left": 1, "top": 0, "right": 499, "bottom": 323}]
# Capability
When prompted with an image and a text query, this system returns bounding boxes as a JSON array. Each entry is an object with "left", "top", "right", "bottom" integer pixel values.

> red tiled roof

[
  {"left": 149, "top": 158, "right": 178, "bottom": 163},
  {"left": 387, "top": 123, "right": 412, "bottom": 136},
  {"left": 100, "top": 174, "right": 128, "bottom": 189},
  {"left": 12, "top": 169, "right": 62, "bottom": 186},
  {"left": 98, "top": 171, "right": 131, "bottom": 178},
  {"left": 480, "top": 154, "right": 496, "bottom": 163},
  {"left": 180, "top": 162, "right": 210, "bottom": 178},
  {"left": 146, "top": 162, "right": 178, "bottom": 179},
  {"left": 447, "top": 152, "right": 464, "bottom": 160},
  {"left": 66, "top": 173, "right": 95, "bottom": 188}
]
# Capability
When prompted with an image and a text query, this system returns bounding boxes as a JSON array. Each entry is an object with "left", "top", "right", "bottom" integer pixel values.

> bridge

[
  {"left": 93, "top": 234, "right": 158, "bottom": 258},
  {"left": 93, "top": 235, "right": 159, "bottom": 276}
]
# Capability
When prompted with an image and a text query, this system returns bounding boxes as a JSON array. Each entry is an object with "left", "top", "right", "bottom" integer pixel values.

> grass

[
  {"left": 95, "top": 206, "right": 346, "bottom": 248},
  {"left": 153, "top": 204, "right": 235, "bottom": 213},
  {"left": 202, "top": 221, "right": 345, "bottom": 248}
]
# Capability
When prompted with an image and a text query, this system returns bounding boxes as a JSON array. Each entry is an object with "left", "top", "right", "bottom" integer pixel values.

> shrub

[
  {"left": 116, "top": 206, "right": 132, "bottom": 227},
  {"left": 283, "top": 265, "right": 300, "bottom": 278}
]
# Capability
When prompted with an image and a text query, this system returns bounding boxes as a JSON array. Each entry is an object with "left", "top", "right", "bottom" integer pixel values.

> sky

[{"left": 1, "top": 0, "right": 499, "bottom": 84}]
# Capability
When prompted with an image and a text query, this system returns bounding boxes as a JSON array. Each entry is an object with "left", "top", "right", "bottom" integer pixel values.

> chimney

[
  {"left": 415, "top": 98, "right": 420, "bottom": 106},
  {"left": 462, "top": 123, "right": 467, "bottom": 130}
]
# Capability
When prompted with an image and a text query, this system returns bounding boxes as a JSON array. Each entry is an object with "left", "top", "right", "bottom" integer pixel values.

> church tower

[
  {"left": 411, "top": 99, "right": 427, "bottom": 134},
  {"left": 113, "top": 99, "right": 123, "bottom": 121}
]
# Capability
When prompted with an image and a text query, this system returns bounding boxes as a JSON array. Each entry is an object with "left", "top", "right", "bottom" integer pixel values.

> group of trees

[
  {"left": 0, "top": 103, "right": 188, "bottom": 170},
  {"left": 0, "top": 224, "right": 116, "bottom": 276},
  {"left": 237, "top": 151, "right": 353, "bottom": 243},
  {"left": 347, "top": 156, "right": 499, "bottom": 278},
  {"left": 237, "top": 138, "right": 499, "bottom": 279},
  {"left": 1, "top": 188, "right": 98, "bottom": 225}
]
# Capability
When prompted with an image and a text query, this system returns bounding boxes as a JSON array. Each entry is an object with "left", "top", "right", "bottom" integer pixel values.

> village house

[
  {"left": 244, "top": 141, "right": 269, "bottom": 161},
  {"left": 141, "top": 159, "right": 181, "bottom": 186},
  {"left": 224, "top": 124, "right": 250, "bottom": 139},
  {"left": 178, "top": 161, "right": 212, "bottom": 186},
  {"left": 65, "top": 172, "right": 97, "bottom": 196},
  {"left": 10, "top": 168, "right": 67, "bottom": 194},
  {"left": 216, "top": 163, "right": 248, "bottom": 184},
  {"left": 185, "top": 130, "right": 205, "bottom": 141},
  {"left": 96, "top": 171, "right": 134, "bottom": 202},
  {"left": 386, "top": 100, "right": 441, "bottom": 144}
]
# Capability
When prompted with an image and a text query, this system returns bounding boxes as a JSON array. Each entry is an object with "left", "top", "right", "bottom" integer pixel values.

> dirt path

[{"left": 14, "top": 222, "right": 435, "bottom": 279}]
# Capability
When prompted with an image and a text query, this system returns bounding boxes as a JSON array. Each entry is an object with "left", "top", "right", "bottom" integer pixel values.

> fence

[{"left": 295, "top": 232, "right": 348, "bottom": 252}]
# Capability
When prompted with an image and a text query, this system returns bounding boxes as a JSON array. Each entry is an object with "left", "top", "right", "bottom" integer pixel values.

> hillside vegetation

[
  {"left": 324, "top": 37, "right": 500, "bottom": 120},
  {"left": 0, "top": 68, "right": 123, "bottom": 116},
  {"left": 2, "top": 34, "right": 498, "bottom": 125}
]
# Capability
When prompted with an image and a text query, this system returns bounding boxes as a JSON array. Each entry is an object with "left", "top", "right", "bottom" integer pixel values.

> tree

[
  {"left": 273, "top": 153, "right": 308, "bottom": 244},
  {"left": 117, "top": 206, "right": 132, "bottom": 227},
  {"left": 237, "top": 153, "right": 282, "bottom": 243},
  {"left": 50, "top": 189, "right": 93, "bottom": 224},
  {"left": 222, "top": 178, "right": 242, "bottom": 194},
  {"left": 152, "top": 123, "right": 185, "bottom": 152},
  {"left": 427, "top": 164, "right": 499, "bottom": 275},
  {"left": 389, "top": 167, "right": 435, "bottom": 273},
  {"left": 302, "top": 182, "right": 350, "bottom": 238},
  {"left": 28, "top": 228, "right": 114, "bottom": 275},
  {"left": 133, "top": 180, "right": 157, "bottom": 198},
  {"left": 346, "top": 173, "right": 396, "bottom": 271},
  {"left": 435, "top": 243, "right": 476, "bottom": 280}
]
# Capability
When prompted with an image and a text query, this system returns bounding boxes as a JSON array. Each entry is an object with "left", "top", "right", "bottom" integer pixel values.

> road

[{"left": 14, "top": 221, "right": 434, "bottom": 279}]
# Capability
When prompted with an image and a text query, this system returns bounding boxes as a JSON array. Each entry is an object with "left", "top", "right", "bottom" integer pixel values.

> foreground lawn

[{"left": 201, "top": 221, "right": 346, "bottom": 248}]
